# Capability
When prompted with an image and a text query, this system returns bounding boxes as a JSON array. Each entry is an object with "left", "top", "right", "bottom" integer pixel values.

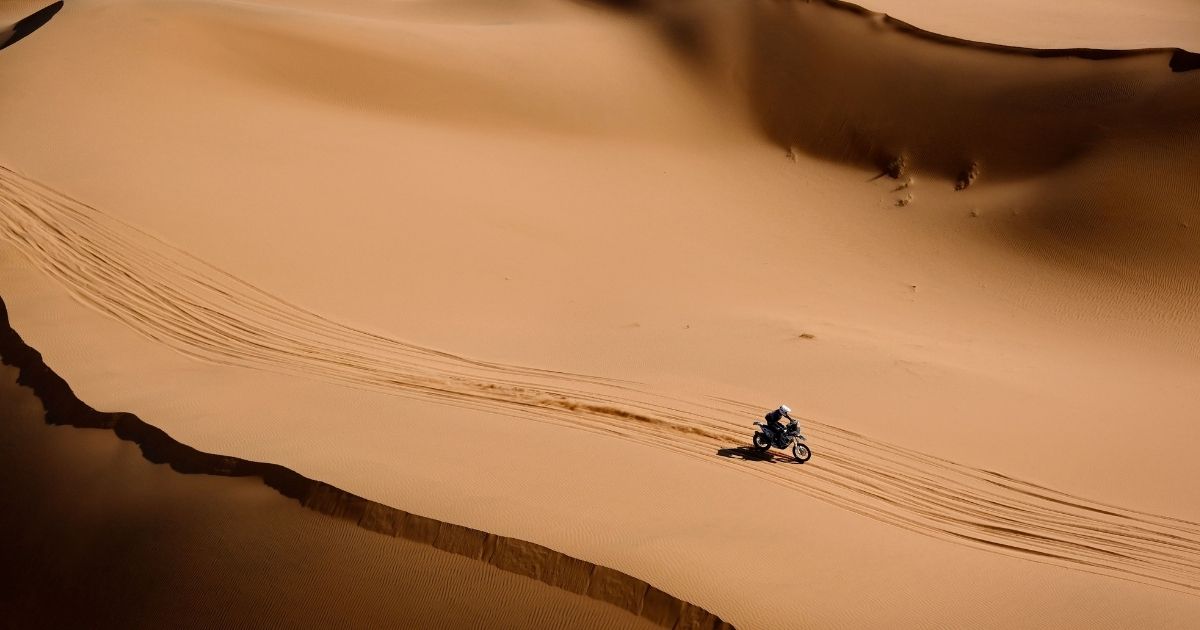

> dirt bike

[{"left": 752, "top": 419, "right": 811, "bottom": 463}]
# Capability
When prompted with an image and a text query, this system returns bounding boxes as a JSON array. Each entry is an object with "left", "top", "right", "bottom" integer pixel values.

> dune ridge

[
  {"left": 0, "top": 295, "right": 734, "bottom": 630},
  {"left": 3, "top": 164, "right": 1200, "bottom": 596},
  {"left": 817, "top": 0, "right": 1200, "bottom": 67},
  {"left": 608, "top": 0, "right": 1200, "bottom": 65},
  {"left": 600, "top": 0, "right": 1200, "bottom": 184}
]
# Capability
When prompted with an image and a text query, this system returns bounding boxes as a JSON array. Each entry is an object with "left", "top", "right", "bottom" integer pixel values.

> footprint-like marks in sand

[{"left": 2, "top": 165, "right": 1198, "bottom": 595}]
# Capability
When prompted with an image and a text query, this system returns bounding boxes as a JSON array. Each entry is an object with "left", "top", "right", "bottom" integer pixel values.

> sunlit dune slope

[
  {"left": 2, "top": 0, "right": 1199, "bottom": 628},
  {"left": 0, "top": 363, "right": 672, "bottom": 630}
]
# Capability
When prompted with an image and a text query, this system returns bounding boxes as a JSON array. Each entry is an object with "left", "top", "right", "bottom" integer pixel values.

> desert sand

[
  {"left": 851, "top": 0, "right": 1200, "bottom": 50},
  {"left": 2, "top": 0, "right": 1199, "bottom": 628},
  {"left": 0, "top": 361, "right": 667, "bottom": 629}
]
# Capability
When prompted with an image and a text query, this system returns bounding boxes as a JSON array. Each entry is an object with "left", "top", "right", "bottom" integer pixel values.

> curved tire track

[
  {"left": 0, "top": 297, "right": 733, "bottom": 630},
  {"left": 2, "top": 165, "right": 1198, "bottom": 595}
]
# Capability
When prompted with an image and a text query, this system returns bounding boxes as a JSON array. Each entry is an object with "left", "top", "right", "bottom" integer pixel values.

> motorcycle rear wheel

[
  {"left": 792, "top": 442, "right": 812, "bottom": 463},
  {"left": 752, "top": 432, "right": 770, "bottom": 451}
]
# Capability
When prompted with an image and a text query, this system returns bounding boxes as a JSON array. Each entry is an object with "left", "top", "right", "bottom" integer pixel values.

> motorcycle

[{"left": 752, "top": 419, "right": 812, "bottom": 463}]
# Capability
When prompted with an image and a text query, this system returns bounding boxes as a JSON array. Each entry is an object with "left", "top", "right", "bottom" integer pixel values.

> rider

[{"left": 764, "top": 404, "right": 793, "bottom": 436}]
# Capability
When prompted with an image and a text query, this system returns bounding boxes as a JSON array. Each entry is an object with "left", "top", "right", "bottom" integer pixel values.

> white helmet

[{"left": 778, "top": 404, "right": 791, "bottom": 415}]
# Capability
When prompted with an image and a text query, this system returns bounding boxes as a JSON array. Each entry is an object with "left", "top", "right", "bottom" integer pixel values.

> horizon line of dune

[{"left": 2, "top": 165, "right": 1200, "bottom": 595}]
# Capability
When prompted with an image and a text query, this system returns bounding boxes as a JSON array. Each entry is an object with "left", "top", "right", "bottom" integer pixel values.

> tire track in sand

[{"left": 2, "top": 165, "right": 1198, "bottom": 595}]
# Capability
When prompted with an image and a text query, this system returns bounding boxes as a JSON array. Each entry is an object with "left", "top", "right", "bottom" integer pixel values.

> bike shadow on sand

[{"left": 716, "top": 446, "right": 798, "bottom": 464}]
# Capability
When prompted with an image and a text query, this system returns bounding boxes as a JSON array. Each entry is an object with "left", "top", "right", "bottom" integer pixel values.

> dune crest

[
  {"left": 597, "top": 0, "right": 1200, "bottom": 182},
  {"left": 0, "top": 295, "right": 734, "bottom": 630}
]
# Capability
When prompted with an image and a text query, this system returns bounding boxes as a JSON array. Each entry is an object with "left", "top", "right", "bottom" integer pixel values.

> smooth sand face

[
  {"left": 0, "top": 364, "right": 663, "bottom": 630},
  {"left": 2, "top": 0, "right": 1199, "bottom": 628}
]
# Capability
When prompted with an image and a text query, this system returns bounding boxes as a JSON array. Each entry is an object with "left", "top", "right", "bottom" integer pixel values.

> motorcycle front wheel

[
  {"left": 752, "top": 432, "right": 770, "bottom": 451},
  {"left": 792, "top": 442, "right": 812, "bottom": 463}
]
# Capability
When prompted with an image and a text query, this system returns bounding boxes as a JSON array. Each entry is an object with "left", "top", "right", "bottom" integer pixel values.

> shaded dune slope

[
  {"left": 0, "top": 364, "right": 671, "bottom": 630},
  {"left": 2, "top": 166, "right": 1200, "bottom": 595},
  {"left": 8, "top": 0, "right": 1198, "bottom": 285},
  {"left": 589, "top": 0, "right": 1200, "bottom": 291},
  {"left": 596, "top": 0, "right": 1200, "bottom": 180},
  {"left": 0, "top": 297, "right": 733, "bottom": 630}
]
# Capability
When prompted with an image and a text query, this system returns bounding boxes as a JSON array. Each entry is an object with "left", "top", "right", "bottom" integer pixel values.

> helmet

[{"left": 778, "top": 404, "right": 791, "bottom": 415}]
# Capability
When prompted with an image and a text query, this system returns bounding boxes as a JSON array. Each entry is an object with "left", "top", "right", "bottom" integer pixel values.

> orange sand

[{"left": 2, "top": 0, "right": 1199, "bottom": 627}]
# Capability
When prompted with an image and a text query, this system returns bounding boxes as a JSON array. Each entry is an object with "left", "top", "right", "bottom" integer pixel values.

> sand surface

[
  {"left": 2, "top": 0, "right": 1199, "bottom": 627},
  {"left": 0, "top": 363, "right": 666, "bottom": 629},
  {"left": 857, "top": 0, "right": 1200, "bottom": 50}
]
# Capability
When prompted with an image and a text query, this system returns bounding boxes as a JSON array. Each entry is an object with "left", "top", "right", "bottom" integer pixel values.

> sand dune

[
  {"left": 605, "top": 0, "right": 1200, "bottom": 181},
  {"left": 0, "top": 363, "right": 682, "bottom": 630},
  {"left": 835, "top": 0, "right": 1200, "bottom": 51},
  {"left": 622, "top": 0, "right": 1200, "bottom": 301},
  {"left": 3, "top": 0, "right": 1200, "bottom": 627},
  {"left": 4, "top": 156, "right": 1200, "bottom": 620},
  {"left": 0, "top": 1, "right": 62, "bottom": 50},
  {"left": 3, "top": 164, "right": 1200, "bottom": 596}
]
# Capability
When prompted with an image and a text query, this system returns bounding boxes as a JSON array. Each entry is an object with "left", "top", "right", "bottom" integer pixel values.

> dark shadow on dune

[
  {"left": 586, "top": 0, "right": 1200, "bottom": 182},
  {"left": 576, "top": 0, "right": 650, "bottom": 13},
  {"left": 0, "top": 295, "right": 735, "bottom": 630},
  {"left": 716, "top": 446, "right": 792, "bottom": 464},
  {"left": 1170, "top": 50, "right": 1200, "bottom": 73},
  {"left": 0, "top": 1, "right": 63, "bottom": 52},
  {"left": 737, "top": 0, "right": 1200, "bottom": 180},
  {"left": 716, "top": 446, "right": 771, "bottom": 462},
  {"left": 992, "top": 143, "right": 1200, "bottom": 284}
]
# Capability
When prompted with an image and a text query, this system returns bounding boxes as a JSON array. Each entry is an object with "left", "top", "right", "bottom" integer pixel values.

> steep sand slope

[
  {"left": 0, "top": 362, "right": 673, "bottom": 630},
  {"left": 2, "top": 0, "right": 1200, "bottom": 627},
  {"left": 610, "top": 0, "right": 1200, "bottom": 181},
  {"left": 3, "top": 166, "right": 1199, "bottom": 597}
]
